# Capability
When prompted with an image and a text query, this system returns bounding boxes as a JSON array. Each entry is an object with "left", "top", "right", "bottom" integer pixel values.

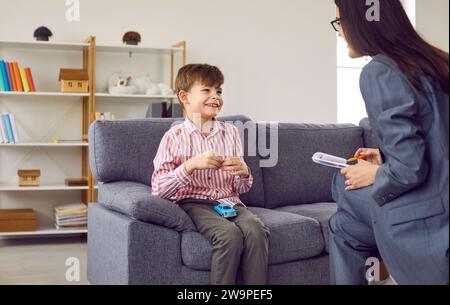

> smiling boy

[{"left": 151, "top": 64, "right": 270, "bottom": 285}]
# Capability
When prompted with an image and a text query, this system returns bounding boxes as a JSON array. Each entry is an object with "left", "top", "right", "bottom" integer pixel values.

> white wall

[
  {"left": 0, "top": 0, "right": 337, "bottom": 124},
  {"left": 415, "top": 0, "right": 449, "bottom": 52}
]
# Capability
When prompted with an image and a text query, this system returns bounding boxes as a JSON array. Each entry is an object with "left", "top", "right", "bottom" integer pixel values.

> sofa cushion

[
  {"left": 277, "top": 202, "right": 337, "bottom": 253},
  {"left": 180, "top": 207, "right": 324, "bottom": 270},
  {"left": 261, "top": 123, "right": 364, "bottom": 208},
  {"left": 98, "top": 181, "right": 196, "bottom": 232}
]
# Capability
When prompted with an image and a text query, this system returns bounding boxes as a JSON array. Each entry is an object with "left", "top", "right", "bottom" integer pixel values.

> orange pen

[{"left": 347, "top": 155, "right": 367, "bottom": 162}]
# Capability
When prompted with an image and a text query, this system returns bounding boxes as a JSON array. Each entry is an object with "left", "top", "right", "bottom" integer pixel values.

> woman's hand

[
  {"left": 340, "top": 160, "right": 380, "bottom": 191},
  {"left": 222, "top": 157, "right": 250, "bottom": 178},
  {"left": 354, "top": 148, "right": 383, "bottom": 166}
]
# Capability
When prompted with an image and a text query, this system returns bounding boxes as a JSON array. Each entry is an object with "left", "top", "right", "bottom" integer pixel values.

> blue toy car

[{"left": 214, "top": 203, "right": 238, "bottom": 219}]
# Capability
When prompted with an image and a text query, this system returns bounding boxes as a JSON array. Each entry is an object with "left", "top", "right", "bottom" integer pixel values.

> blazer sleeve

[{"left": 360, "top": 60, "right": 429, "bottom": 206}]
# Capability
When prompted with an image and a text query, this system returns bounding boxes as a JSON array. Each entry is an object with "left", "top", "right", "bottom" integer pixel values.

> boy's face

[{"left": 179, "top": 82, "right": 223, "bottom": 121}]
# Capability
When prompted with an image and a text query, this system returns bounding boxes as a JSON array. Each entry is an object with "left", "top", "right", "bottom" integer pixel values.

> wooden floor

[{"left": 0, "top": 235, "right": 89, "bottom": 285}]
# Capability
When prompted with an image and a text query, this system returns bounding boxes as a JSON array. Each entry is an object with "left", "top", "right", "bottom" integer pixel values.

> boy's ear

[{"left": 178, "top": 90, "right": 189, "bottom": 106}]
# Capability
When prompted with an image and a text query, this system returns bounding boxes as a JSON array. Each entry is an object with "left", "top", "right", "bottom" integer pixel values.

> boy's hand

[
  {"left": 185, "top": 151, "right": 223, "bottom": 175},
  {"left": 222, "top": 157, "right": 250, "bottom": 178}
]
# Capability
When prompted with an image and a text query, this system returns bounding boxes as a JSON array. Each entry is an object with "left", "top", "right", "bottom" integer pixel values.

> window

[
  {"left": 336, "top": 0, "right": 416, "bottom": 125},
  {"left": 336, "top": 37, "right": 370, "bottom": 125}
]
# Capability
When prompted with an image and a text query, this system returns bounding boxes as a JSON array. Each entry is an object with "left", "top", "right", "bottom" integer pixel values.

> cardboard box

[{"left": 0, "top": 209, "right": 37, "bottom": 232}]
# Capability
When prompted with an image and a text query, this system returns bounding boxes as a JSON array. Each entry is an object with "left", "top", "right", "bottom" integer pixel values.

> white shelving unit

[
  {"left": 95, "top": 93, "right": 177, "bottom": 100},
  {"left": 0, "top": 226, "right": 87, "bottom": 237},
  {"left": 0, "top": 184, "right": 89, "bottom": 191},
  {"left": 0, "top": 91, "right": 89, "bottom": 97},
  {"left": 0, "top": 38, "right": 95, "bottom": 238},
  {"left": 0, "top": 40, "right": 89, "bottom": 51},
  {"left": 0, "top": 142, "right": 88, "bottom": 147}
]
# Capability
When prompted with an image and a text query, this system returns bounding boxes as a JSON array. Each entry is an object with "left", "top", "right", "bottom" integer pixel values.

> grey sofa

[{"left": 87, "top": 115, "right": 373, "bottom": 285}]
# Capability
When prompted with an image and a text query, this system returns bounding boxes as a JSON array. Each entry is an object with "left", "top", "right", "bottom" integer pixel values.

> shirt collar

[{"left": 184, "top": 117, "right": 223, "bottom": 137}]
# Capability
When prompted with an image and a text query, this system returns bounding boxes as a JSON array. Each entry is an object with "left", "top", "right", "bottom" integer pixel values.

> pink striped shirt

[{"left": 151, "top": 118, "right": 253, "bottom": 206}]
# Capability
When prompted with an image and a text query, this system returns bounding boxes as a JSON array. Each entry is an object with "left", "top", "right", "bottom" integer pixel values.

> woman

[{"left": 329, "top": 0, "right": 449, "bottom": 284}]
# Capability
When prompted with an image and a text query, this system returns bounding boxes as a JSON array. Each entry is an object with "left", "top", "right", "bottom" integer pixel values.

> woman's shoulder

[
  {"left": 362, "top": 54, "right": 403, "bottom": 77},
  {"left": 360, "top": 54, "right": 412, "bottom": 90}
]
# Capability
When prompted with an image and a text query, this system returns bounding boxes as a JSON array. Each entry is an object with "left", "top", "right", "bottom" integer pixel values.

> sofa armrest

[{"left": 97, "top": 181, "right": 196, "bottom": 233}]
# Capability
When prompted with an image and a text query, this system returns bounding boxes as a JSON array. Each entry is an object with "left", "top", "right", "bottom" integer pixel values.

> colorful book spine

[
  {"left": 9, "top": 113, "right": 19, "bottom": 143},
  {"left": 9, "top": 62, "right": 17, "bottom": 91},
  {"left": 2, "top": 113, "right": 14, "bottom": 143},
  {"left": 0, "top": 113, "right": 6, "bottom": 143},
  {"left": 0, "top": 60, "right": 10, "bottom": 91},
  {"left": 12, "top": 62, "right": 23, "bottom": 92},
  {"left": 19, "top": 68, "right": 30, "bottom": 92},
  {"left": 0, "top": 60, "right": 6, "bottom": 91},
  {"left": 25, "top": 68, "right": 36, "bottom": 92},
  {"left": 5, "top": 61, "right": 13, "bottom": 91}
]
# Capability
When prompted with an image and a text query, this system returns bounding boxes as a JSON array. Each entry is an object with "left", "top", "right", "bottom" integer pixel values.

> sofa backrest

[
  {"left": 89, "top": 116, "right": 367, "bottom": 209},
  {"left": 89, "top": 118, "right": 175, "bottom": 185},
  {"left": 260, "top": 123, "right": 364, "bottom": 209}
]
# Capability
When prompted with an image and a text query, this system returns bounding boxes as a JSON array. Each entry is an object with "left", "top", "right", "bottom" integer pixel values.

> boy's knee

[{"left": 216, "top": 225, "right": 244, "bottom": 249}]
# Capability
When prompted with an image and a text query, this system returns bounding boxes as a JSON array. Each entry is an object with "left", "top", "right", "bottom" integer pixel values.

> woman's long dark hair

[{"left": 335, "top": 0, "right": 449, "bottom": 94}]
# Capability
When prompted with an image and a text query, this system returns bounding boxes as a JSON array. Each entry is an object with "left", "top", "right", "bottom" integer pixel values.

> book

[
  {"left": 5, "top": 61, "right": 13, "bottom": 91},
  {"left": 54, "top": 203, "right": 87, "bottom": 216},
  {"left": 9, "top": 62, "right": 17, "bottom": 91},
  {"left": 0, "top": 60, "right": 6, "bottom": 91},
  {"left": 19, "top": 68, "right": 30, "bottom": 92},
  {"left": 0, "top": 60, "right": 10, "bottom": 91},
  {"left": 12, "top": 62, "right": 23, "bottom": 92},
  {"left": 0, "top": 113, "right": 6, "bottom": 143},
  {"left": 54, "top": 203, "right": 88, "bottom": 229},
  {"left": 2, "top": 113, "right": 15, "bottom": 143},
  {"left": 25, "top": 68, "right": 36, "bottom": 92},
  {"left": 8, "top": 112, "right": 20, "bottom": 143}
]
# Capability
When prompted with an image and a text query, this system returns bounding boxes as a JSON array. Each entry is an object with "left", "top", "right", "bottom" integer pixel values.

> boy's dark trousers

[{"left": 179, "top": 199, "right": 270, "bottom": 285}]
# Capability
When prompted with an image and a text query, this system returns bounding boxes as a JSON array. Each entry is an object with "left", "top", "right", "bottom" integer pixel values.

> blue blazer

[{"left": 360, "top": 54, "right": 449, "bottom": 214}]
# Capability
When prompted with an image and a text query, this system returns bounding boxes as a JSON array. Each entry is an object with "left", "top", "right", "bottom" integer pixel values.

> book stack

[
  {"left": 54, "top": 203, "right": 88, "bottom": 230},
  {"left": 0, "top": 60, "right": 36, "bottom": 92},
  {"left": 0, "top": 112, "right": 20, "bottom": 143}
]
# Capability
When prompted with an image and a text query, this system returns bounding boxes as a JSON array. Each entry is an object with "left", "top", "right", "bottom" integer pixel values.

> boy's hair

[{"left": 175, "top": 64, "right": 224, "bottom": 102}]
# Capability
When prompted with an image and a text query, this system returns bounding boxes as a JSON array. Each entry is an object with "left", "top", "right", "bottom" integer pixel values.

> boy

[{"left": 151, "top": 64, "right": 270, "bottom": 285}]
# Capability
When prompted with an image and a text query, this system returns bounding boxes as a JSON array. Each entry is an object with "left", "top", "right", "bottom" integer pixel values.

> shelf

[
  {"left": 0, "top": 91, "right": 89, "bottom": 97},
  {"left": 0, "top": 226, "right": 87, "bottom": 237},
  {"left": 95, "top": 93, "right": 177, "bottom": 99},
  {"left": 96, "top": 44, "right": 183, "bottom": 54},
  {"left": 0, "top": 40, "right": 89, "bottom": 51},
  {"left": 0, "top": 184, "right": 89, "bottom": 191},
  {"left": 0, "top": 142, "right": 88, "bottom": 147}
]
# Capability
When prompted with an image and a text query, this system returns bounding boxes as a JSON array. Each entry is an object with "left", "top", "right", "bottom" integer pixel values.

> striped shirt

[{"left": 151, "top": 117, "right": 253, "bottom": 206}]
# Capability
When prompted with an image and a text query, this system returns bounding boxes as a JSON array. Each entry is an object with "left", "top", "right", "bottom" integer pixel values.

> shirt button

[{"left": 208, "top": 177, "right": 211, "bottom": 180}]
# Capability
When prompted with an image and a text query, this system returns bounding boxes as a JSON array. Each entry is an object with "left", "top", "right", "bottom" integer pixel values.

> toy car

[{"left": 214, "top": 203, "right": 238, "bottom": 219}]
